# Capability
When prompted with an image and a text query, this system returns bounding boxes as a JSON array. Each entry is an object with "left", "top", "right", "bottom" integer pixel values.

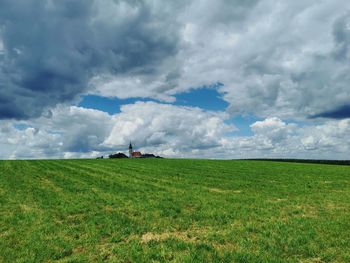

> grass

[{"left": 0, "top": 159, "right": 349, "bottom": 262}]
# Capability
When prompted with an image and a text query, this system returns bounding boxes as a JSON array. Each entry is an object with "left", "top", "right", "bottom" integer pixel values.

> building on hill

[
  {"left": 129, "top": 142, "right": 142, "bottom": 158},
  {"left": 131, "top": 151, "right": 142, "bottom": 158},
  {"left": 128, "top": 142, "right": 162, "bottom": 158},
  {"left": 129, "top": 142, "right": 133, "bottom": 157}
]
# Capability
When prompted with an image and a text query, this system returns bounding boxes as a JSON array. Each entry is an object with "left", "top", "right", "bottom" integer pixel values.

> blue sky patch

[
  {"left": 13, "top": 123, "right": 31, "bottom": 130},
  {"left": 226, "top": 115, "right": 260, "bottom": 137},
  {"left": 173, "top": 87, "right": 228, "bottom": 111},
  {"left": 78, "top": 95, "right": 159, "bottom": 115},
  {"left": 79, "top": 86, "right": 229, "bottom": 114}
]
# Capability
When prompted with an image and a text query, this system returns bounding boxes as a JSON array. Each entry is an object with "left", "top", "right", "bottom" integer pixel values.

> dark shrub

[{"left": 109, "top": 153, "right": 128, "bottom": 159}]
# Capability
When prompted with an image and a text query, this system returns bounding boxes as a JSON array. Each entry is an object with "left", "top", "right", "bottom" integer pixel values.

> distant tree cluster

[
  {"left": 244, "top": 159, "right": 350, "bottom": 166},
  {"left": 140, "top": 153, "right": 163, "bottom": 158},
  {"left": 109, "top": 153, "right": 128, "bottom": 159},
  {"left": 108, "top": 152, "right": 163, "bottom": 159}
]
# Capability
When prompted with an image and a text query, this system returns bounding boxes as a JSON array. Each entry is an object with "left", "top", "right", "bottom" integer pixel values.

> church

[
  {"left": 108, "top": 143, "right": 161, "bottom": 159},
  {"left": 129, "top": 142, "right": 142, "bottom": 158}
]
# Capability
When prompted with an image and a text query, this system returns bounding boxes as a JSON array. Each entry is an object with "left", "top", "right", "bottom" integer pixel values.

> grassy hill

[{"left": 1, "top": 159, "right": 349, "bottom": 262}]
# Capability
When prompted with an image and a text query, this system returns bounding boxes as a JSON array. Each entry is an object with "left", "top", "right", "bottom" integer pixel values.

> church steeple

[{"left": 128, "top": 142, "right": 133, "bottom": 157}]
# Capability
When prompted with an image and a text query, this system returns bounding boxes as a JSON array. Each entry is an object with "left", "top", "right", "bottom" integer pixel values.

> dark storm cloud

[
  {"left": 312, "top": 105, "right": 350, "bottom": 119},
  {"left": 0, "top": 0, "right": 180, "bottom": 119}
]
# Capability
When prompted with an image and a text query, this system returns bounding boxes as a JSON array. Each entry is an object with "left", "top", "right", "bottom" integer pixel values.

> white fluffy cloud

[
  {"left": 0, "top": 106, "right": 113, "bottom": 159},
  {"left": 172, "top": 0, "right": 350, "bottom": 119},
  {"left": 103, "top": 102, "right": 234, "bottom": 155},
  {"left": 0, "top": 121, "right": 61, "bottom": 159},
  {"left": 0, "top": 103, "right": 234, "bottom": 159},
  {"left": 1, "top": 104, "right": 349, "bottom": 159},
  {"left": 221, "top": 118, "right": 350, "bottom": 159}
]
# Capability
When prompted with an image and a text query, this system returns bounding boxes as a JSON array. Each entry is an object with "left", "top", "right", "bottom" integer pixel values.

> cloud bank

[
  {"left": 1, "top": 104, "right": 349, "bottom": 160},
  {"left": 0, "top": 103, "right": 233, "bottom": 158},
  {"left": 1, "top": 0, "right": 350, "bottom": 120}
]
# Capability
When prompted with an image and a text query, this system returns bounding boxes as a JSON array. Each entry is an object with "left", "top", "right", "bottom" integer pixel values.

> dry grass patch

[
  {"left": 325, "top": 202, "right": 348, "bottom": 211},
  {"left": 141, "top": 231, "right": 197, "bottom": 243},
  {"left": 41, "top": 178, "right": 63, "bottom": 193},
  {"left": 208, "top": 188, "right": 242, "bottom": 194},
  {"left": 103, "top": 205, "right": 117, "bottom": 212},
  {"left": 72, "top": 246, "right": 86, "bottom": 254},
  {"left": 300, "top": 257, "right": 324, "bottom": 263},
  {"left": 212, "top": 242, "right": 239, "bottom": 252},
  {"left": 19, "top": 204, "right": 37, "bottom": 213},
  {"left": 270, "top": 198, "right": 287, "bottom": 203},
  {"left": 208, "top": 188, "right": 227, "bottom": 193}
]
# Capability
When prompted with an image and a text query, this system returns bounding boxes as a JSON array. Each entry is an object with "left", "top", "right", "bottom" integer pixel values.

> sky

[{"left": 0, "top": 0, "right": 350, "bottom": 159}]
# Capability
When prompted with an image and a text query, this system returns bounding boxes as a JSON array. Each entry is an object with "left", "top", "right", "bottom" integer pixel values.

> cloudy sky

[{"left": 0, "top": 0, "right": 350, "bottom": 159}]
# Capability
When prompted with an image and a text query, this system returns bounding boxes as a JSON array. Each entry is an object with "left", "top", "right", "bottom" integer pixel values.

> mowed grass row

[{"left": 0, "top": 159, "right": 349, "bottom": 262}]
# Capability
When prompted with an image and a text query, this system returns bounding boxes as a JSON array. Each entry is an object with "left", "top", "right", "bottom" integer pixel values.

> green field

[{"left": 1, "top": 159, "right": 349, "bottom": 262}]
